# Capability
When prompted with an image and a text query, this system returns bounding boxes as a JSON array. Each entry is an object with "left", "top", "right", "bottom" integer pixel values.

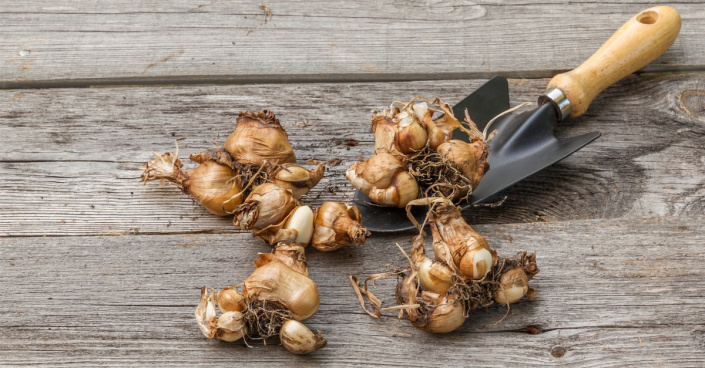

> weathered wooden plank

[
  {"left": 1, "top": 75, "right": 704, "bottom": 236},
  {"left": 1, "top": 216, "right": 704, "bottom": 367},
  {"left": 2, "top": 1, "right": 703, "bottom": 87}
]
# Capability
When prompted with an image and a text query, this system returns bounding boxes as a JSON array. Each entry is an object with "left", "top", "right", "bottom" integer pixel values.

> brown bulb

[
  {"left": 436, "top": 139, "right": 490, "bottom": 199},
  {"left": 429, "top": 201, "right": 496, "bottom": 280},
  {"left": 279, "top": 320, "right": 327, "bottom": 354},
  {"left": 494, "top": 268, "right": 529, "bottom": 305},
  {"left": 141, "top": 152, "right": 242, "bottom": 216},
  {"left": 217, "top": 287, "right": 246, "bottom": 313},
  {"left": 346, "top": 152, "right": 419, "bottom": 208},
  {"left": 244, "top": 244, "right": 319, "bottom": 321},
  {"left": 224, "top": 110, "right": 296, "bottom": 166},
  {"left": 396, "top": 273, "right": 466, "bottom": 334},
  {"left": 394, "top": 109, "right": 428, "bottom": 154},
  {"left": 311, "top": 202, "right": 370, "bottom": 251},
  {"left": 272, "top": 163, "right": 325, "bottom": 199},
  {"left": 232, "top": 183, "right": 298, "bottom": 231}
]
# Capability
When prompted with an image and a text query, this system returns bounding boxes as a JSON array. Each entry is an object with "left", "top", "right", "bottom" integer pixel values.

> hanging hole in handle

[{"left": 637, "top": 11, "right": 658, "bottom": 24}]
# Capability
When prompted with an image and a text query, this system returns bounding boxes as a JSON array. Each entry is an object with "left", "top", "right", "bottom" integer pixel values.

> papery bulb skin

[
  {"left": 272, "top": 163, "right": 325, "bottom": 199},
  {"left": 141, "top": 152, "right": 242, "bottom": 216},
  {"left": 371, "top": 113, "right": 400, "bottom": 155},
  {"left": 410, "top": 234, "right": 453, "bottom": 294},
  {"left": 436, "top": 139, "right": 490, "bottom": 199},
  {"left": 253, "top": 205, "right": 314, "bottom": 246},
  {"left": 244, "top": 244, "right": 319, "bottom": 321},
  {"left": 417, "top": 257, "right": 454, "bottom": 294},
  {"left": 396, "top": 273, "right": 466, "bottom": 334},
  {"left": 346, "top": 152, "right": 418, "bottom": 208},
  {"left": 395, "top": 109, "right": 428, "bottom": 154},
  {"left": 232, "top": 183, "right": 298, "bottom": 231},
  {"left": 215, "top": 311, "right": 247, "bottom": 342},
  {"left": 194, "top": 287, "right": 218, "bottom": 339},
  {"left": 217, "top": 287, "right": 247, "bottom": 313},
  {"left": 429, "top": 202, "right": 496, "bottom": 280},
  {"left": 224, "top": 110, "right": 296, "bottom": 166},
  {"left": 279, "top": 320, "right": 327, "bottom": 354},
  {"left": 182, "top": 160, "right": 243, "bottom": 215},
  {"left": 494, "top": 268, "right": 530, "bottom": 305},
  {"left": 311, "top": 202, "right": 370, "bottom": 251}
]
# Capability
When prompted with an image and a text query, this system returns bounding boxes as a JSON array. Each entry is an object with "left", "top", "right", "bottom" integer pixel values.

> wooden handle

[{"left": 547, "top": 6, "right": 681, "bottom": 118}]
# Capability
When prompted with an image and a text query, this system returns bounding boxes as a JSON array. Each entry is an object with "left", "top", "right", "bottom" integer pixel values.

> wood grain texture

[
  {"left": 1, "top": 1, "right": 704, "bottom": 87},
  {"left": 2, "top": 74, "right": 705, "bottom": 236},
  {"left": 1, "top": 216, "right": 704, "bottom": 367},
  {"left": 548, "top": 6, "right": 681, "bottom": 118}
]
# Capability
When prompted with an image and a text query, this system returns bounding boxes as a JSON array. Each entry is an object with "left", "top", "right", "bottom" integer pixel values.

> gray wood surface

[
  {"left": 2, "top": 2, "right": 705, "bottom": 365},
  {"left": 1, "top": 75, "right": 704, "bottom": 236},
  {"left": 2, "top": 1, "right": 704, "bottom": 87},
  {"left": 1, "top": 74, "right": 705, "bottom": 366},
  {"left": 2, "top": 216, "right": 704, "bottom": 367}
]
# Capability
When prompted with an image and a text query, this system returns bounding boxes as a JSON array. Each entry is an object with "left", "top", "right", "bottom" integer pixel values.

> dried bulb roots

[
  {"left": 349, "top": 96, "right": 491, "bottom": 207},
  {"left": 244, "top": 244, "right": 320, "bottom": 320}
]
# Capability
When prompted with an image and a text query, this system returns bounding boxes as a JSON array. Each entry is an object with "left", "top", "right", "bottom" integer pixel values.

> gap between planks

[{"left": 2, "top": 68, "right": 704, "bottom": 90}]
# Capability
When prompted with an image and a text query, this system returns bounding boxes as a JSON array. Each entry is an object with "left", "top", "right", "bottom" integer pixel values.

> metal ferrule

[{"left": 538, "top": 88, "right": 571, "bottom": 122}]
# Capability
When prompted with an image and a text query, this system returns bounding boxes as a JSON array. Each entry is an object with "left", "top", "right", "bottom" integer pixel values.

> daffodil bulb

[
  {"left": 217, "top": 286, "right": 246, "bottom": 313},
  {"left": 410, "top": 235, "right": 453, "bottom": 294},
  {"left": 394, "top": 108, "right": 428, "bottom": 154},
  {"left": 224, "top": 110, "right": 296, "bottom": 166},
  {"left": 346, "top": 152, "right": 419, "bottom": 208},
  {"left": 436, "top": 139, "right": 490, "bottom": 199},
  {"left": 493, "top": 268, "right": 530, "bottom": 305},
  {"left": 195, "top": 287, "right": 248, "bottom": 342},
  {"left": 244, "top": 244, "right": 320, "bottom": 321},
  {"left": 215, "top": 311, "right": 248, "bottom": 342},
  {"left": 232, "top": 183, "right": 298, "bottom": 231},
  {"left": 272, "top": 163, "right": 325, "bottom": 199},
  {"left": 141, "top": 151, "right": 243, "bottom": 216},
  {"left": 396, "top": 272, "right": 466, "bottom": 333},
  {"left": 252, "top": 205, "right": 315, "bottom": 246},
  {"left": 279, "top": 320, "right": 327, "bottom": 354},
  {"left": 429, "top": 201, "right": 496, "bottom": 280},
  {"left": 311, "top": 202, "right": 370, "bottom": 251}
]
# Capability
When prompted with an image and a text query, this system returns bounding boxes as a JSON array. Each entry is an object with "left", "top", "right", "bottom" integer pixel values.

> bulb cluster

[
  {"left": 141, "top": 109, "right": 371, "bottom": 354},
  {"left": 353, "top": 199, "right": 539, "bottom": 334},
  {"left": 140, "top": 110, "right": 324, "bottom": 216},
  {"left": 346, "top": 97, "right": 491, "bottom": 207},
  {"left": 195, "top": 244, "right": 326, "bottom": 354}
]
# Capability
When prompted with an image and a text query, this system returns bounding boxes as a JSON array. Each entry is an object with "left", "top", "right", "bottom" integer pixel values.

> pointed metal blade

[
  {"left": 468, "top": 103, "right": 600, "bottom": 203},
  {"left": 353, "top": 76, "right": 512, "bottom": 233},
  {"left": 451, "top": 75, "right": 510, "bottom": 132},
  {"left": 353, "top": 79, "right": 600, "bottom": 233}
]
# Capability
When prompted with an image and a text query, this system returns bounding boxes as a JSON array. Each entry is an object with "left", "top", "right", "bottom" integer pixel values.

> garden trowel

[{"left": 355, "top": 6, "right": 681, "bottom": 232}]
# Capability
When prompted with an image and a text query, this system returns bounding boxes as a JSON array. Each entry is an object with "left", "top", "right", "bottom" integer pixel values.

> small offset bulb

[
  {"left": 395, "top": 107, "right": 428, "bottom": 154},
  {"left": 279, "top": 320, "right": 326, "bottom": 354},
  {"left": 459, "top": 246, "right": 493, "bottom": 280},
  {"left": 417, "top": 257, "right": 453, "bottom": 295},
  {"left": 272, "top": 164, "right": 324, "bottom": 199},
  {"left": 217, "top": 287, "right": 246, "bottom": 313},
  {"left": 215, "top": 311, "right": 247, "bottom": 342},
  {"left": 494, "top": 268, "right": 529, "bottom": 305},
  {"left": 283, "top": 206, "right": 314, "bottom": 245}
]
